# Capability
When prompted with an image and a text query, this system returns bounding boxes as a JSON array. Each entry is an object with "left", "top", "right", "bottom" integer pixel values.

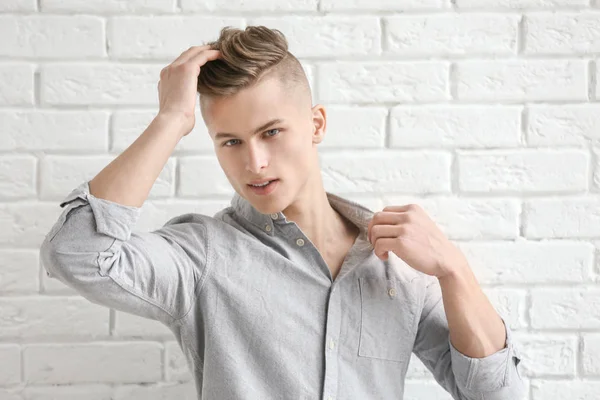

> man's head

[{"left": 198, "top": 26, "right": 327, "bottom": 215}]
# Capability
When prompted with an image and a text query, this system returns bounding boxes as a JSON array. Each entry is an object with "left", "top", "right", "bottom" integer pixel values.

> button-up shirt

[{"left": 40, "top": 181, "right": 526, "bottom": 400}]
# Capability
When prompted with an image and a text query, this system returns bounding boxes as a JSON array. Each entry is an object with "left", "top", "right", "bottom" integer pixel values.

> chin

[
  {"left": 249, "top": 198, "right": 284, "bottom": 215},
  {"left": 242, "top": 189, "right": 289, "bottom": 215}
]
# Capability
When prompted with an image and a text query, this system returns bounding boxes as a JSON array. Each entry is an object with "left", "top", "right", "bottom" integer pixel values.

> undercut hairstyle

[{"left": 197, "top": 26, "right": 311, "bottom": 102}]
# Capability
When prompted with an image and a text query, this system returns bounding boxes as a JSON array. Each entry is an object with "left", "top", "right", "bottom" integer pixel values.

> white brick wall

[{"left": 0, "top": 1, "right": 598, "bottom": 399}]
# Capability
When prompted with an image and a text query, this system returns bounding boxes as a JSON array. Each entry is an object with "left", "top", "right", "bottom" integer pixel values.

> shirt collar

[{"left": 230, "top": 191, "right": 375, "bottom": 239}]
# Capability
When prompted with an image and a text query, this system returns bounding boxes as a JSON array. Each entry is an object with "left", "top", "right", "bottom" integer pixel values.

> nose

[{"left": 245, "top": 141, "right": 269, "bottom": 174}]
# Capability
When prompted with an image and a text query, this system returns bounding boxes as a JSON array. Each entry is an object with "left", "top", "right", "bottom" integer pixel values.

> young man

[{"left": 40, "top": 26, "right": 525, "bottom": 399}]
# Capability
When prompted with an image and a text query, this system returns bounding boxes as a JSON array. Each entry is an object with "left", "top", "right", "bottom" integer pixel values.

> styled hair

[{"left": 197, "top": 26, "right": 310, "bottom": 99}]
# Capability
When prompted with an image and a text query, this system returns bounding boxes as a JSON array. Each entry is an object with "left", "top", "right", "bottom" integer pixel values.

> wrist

[{"left": 154, "top": 112, "right": 193, "bottom": 138}]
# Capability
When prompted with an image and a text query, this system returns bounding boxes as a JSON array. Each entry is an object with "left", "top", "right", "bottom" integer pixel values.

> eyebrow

[{"left": 214, "top": 118, "right": 284, "bottom": 141}]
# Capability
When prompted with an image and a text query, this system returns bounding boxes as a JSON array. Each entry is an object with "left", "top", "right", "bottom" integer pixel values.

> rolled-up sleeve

[
  {"left": 39, "top": 180, "right": 210, "bottom": 326},
  {"left": 412, "top": 276, "right": 526, "bottom": 400}
]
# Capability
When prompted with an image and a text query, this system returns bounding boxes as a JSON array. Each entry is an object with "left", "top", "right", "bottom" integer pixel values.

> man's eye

[
  {"left": 223, "top": 139, "right": 240, "bottom": 147},
  {"left": 265, "top": 128, "right": 280, "bottom": 137}
]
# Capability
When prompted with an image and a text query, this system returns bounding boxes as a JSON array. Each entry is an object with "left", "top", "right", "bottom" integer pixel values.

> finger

[
  {"left": 368, "top": 212, "right": 410, "bottom": 242},
  {"left": 172, "top": 45, "right": 216, "bottom": 67},
  {"left": 373, "top": 237, "right": 397, "bottom": 260},
  {"left": 383, "top": 204, "right": 420, "bottom": 213},
  {"left": 370, "top": 224, "right": 404, "bottom": 245},
  {"left": 372, "top": 211, "right": 408, "bottom": 226},
  {"left": 367, "top": 217, "right": 374, "bottom": 243},
  {"left": 368, "top": 212, "right": 391, "bottom": 241},
  {"left": 184, "top": 49, "right": 222, "bottom": 69}
]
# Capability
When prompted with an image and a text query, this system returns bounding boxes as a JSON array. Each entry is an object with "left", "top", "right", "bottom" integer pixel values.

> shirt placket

[
  {"left": 273, "top": 216, "right": 345, "bottom": 400},
  {"left": 322, "top": 282, "right": 342, "bottom": 400}
]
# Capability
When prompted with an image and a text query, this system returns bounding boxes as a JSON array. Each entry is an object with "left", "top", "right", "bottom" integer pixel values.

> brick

[
  {"left": 511, "top": 334, "right": 577, "bottom": 376},
  {"left": 0, "top": 156, "right": 36, "bottom": 199},
  {"left": 41, "top": 0, "right": 174, "bottom": 12},
  {"left": 108, "top": 17, "right": 243, "bottom": 59},
  {"left": 0, "top": 202, "right": 68, "bottom": 248},
  {"left": 524, "top": 198, "right": 600, "bottom": 238},
  {"left": 531, "top": 288, "right": 600, "bottom": 329},
  {"left": 528, "top": 104, "right": 600, "bottom": 145},
  {"left": 455, "top": 60, "right": 587, "bottom": 101},
  {"left": 385, "top": 15, "right": 517, "bottom": 55},
  {"left": 40, "top": 156, "right": 175, "bottom": 199},
  {"left": 456, "top": 0, "right": 588, "bottom": 7},
  {"left": 41, "top": 64, "right": 161, "bottom": 106},
  {"left": 23, "top": 342, "right": 162, "bottom": 384},
  {"left": 532, "top": 380, "right": 600, "bottom": 400},
  {"left": 458, "top": 241, "right": 593, "bottom": 284},
  {"left": 596, "top": 61, "right": 600, "bottom": 98},
  {"left": 525, "top": 12, "right": 600, "bottom": 54},
  {"left": 594, "top": 240, "right": 600, "bottom": 279},
  {"left": 114, "top": 382, "right": 195, "bottom": 400},
  {"left": 593, "top": 147, "right": 600, "bottom": 191},
  {"left": 0, "top": 389, "right": 22, "bottom": 400},
  {"left": 320, "top": 152, "right": 451, "bottom": 194},
  {"left": 320, "top": 106, "right": 386, "bottom": 149},
  {"left": 458, "top": 149, "right": 588, "bottom": 193},
  {"left": 0, "top": 110, "right": 108, "bottom": 151},
  {"left": 165, "top": 341, "right": 192, "bottom": 382},
  {"left": 0, "top": 64, "right": 34, "bottom": 106},
  {"left": 0, "top": 0, "right": 35, "bottom": 11},
  {"left": 381, "top": 195, "right": 520, "bottom": 240},
  {"left": 178, "top": 156, "right": 233, "bottom": 197},
  {"left": 0, "top": 297, "right": 108, "bottom": 338},
  {"left": 390, "top": 105, "right": 521, "bottom": 148},
  {"left": 583, "top": 333, "right": 600, "bottom": 376},
  {"left": 319, "top": 62, "right": 449, "bottom": 103},
  {"left": 112, "top": 311, "right": 172, "bottom": 337},
  {"left": 23, "top": 385, "right": 112, "bottom": 400},
  {"left": 0, "top": 16, "right": 104, "bottom": 58},
  {"left": 112, "top": 110, "right": 214, "bottom": 153},
  {"left": 182, "top": 0, "right": 317, "bottom": 11},
  {"left": 251, "top": 17, "right": 380, "bottom": 57},
  {"left": 0, "top": 345, "right": 20, "bottom": 385},
  {"left": 321, "top": 0, "right": 443, "bottom": 11},
  {"left": 0, "top": 250, "right": 39, "bottom": 293}
]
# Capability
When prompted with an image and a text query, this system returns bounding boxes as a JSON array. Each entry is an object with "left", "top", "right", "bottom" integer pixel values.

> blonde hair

[{"left": 197, "top": 26, "right": 310, "bottom": 99}]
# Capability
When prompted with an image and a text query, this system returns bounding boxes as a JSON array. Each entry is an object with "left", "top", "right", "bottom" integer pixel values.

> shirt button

[
  {"left": 265, "top": 224, "right": 272, "bottom": 232},
  {"left": 296, "top": 238, "right": 305, "bottom": 247},
  {"left": 270, "top": 213, "right": 278, "bottom": 220},
  {"left": 388, "top": 288, "right": 396, "bottom": 297},
  {"left": 329, "top": 339, "right": 335, "bottom": 350}
]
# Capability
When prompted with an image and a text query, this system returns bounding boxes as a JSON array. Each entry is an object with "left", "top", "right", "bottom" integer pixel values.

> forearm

[
  {"left": 438, "top": 263, "right": 507, "bottom": 358},
  {"left": 89, "top": 113, "right": 188, "bottom": 208}
]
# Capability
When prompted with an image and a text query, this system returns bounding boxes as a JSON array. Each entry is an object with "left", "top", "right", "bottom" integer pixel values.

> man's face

[{"left": 201, "top": 76, "right": 325, "bottom": 215}]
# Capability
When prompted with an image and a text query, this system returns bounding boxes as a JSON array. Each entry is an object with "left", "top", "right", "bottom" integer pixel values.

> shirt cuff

[
  {"left": 59, "top": 180, "right": 142, "bottom": 242},
  {"left": 449, "top": 316, "right": 522, "bottom": 393}
]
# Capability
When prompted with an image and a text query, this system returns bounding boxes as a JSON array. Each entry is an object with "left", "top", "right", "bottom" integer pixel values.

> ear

[{"left": 311, "top": 104, "right": 326, "bottom": 145}]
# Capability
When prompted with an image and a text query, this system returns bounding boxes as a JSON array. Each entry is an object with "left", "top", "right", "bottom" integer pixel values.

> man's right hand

[{"left": 157, "top": 45, "right": 221, "bottom": 137}]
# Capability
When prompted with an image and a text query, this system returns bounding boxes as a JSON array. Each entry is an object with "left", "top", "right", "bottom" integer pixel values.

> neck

[{"left": 281, "top": 174, "right": 355, "bottom": 251}]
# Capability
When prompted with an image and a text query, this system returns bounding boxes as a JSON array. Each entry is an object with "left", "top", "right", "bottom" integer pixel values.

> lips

[
  {"left": 247, "top": 179, "right": 279, "bottom": 196},
  {"left": 248, "top": 178, "right": 278, "bottom": 186}
]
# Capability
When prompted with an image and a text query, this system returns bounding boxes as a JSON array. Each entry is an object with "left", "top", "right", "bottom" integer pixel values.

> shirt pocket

[{"left": 358, "top": 276, "right": 422, "bottom": 362}]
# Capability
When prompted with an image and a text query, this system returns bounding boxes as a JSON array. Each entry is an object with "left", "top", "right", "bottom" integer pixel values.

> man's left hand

[{"left": 367, "top": 204, "right": 469, "bottom": 279}]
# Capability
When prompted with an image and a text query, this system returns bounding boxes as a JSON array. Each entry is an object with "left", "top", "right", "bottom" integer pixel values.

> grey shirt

[{"left": 40, "top": 181, "right": 526, "bottom": 400}]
